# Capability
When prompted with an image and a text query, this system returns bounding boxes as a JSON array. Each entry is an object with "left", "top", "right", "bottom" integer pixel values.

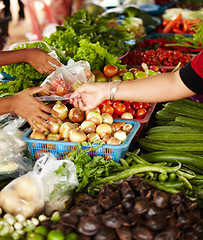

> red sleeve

[
  {"left": 179, "top": 51, "right": 203, "bottom": 94},
  {"left": 191, "top": 51, "right": 203, "bottom": 78}
]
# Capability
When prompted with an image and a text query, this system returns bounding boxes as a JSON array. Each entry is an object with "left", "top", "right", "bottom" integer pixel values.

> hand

[
  {"left": 25, "top": 48, "right": 62, "bottom": 74},
  {"left": 70, "top": 82, "right": 110, "bottom": 111},
  {"left": 11, "top": 86, "right": 61, "bottom": 131}
]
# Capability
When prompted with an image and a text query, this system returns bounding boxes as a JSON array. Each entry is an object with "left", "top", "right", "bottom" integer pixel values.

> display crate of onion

[{"left": 22, "top": 120, "right": 140, "bottom": 162}]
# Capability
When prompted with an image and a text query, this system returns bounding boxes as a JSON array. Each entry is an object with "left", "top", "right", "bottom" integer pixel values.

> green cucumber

[
  {"left": 155, "top": 109, "right": 178, "bottom": 121},
  {"left": 147, "top": 126, "right": 203, "bottom": 134},
  {"left": 164, "top": 101, "right": 203, "bottom": 120},
  {"left": 147, "top": 133, "right": 203, "bottom": 142},
  {"left": 141, "top": 151, "right": 203, "bottom": 171},
  {"left": 138, "top": 138, "right": 203, "bottom": 153},
  {"left": 175, "top": 116, "right": 203, "bottom": 129},
  {"left": 174, "top": 98, "right": 203, "bottom": 110}
]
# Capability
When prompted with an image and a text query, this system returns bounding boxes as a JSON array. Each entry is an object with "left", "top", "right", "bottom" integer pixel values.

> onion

[
  {"left": 69, "top": 129, "right": 87, "bottom": 142},
  {"left": 52, "top": 102, "right": 68, "bottom": 120},
  {"left": 86, "top": 111, "right": 102, "bottom": 125},
  {"left": 122, "top": 123, "right": 133, "bottom": 134},
  {"left": 32, "top": 120, "right": 48, "bottom": 133},
  {"left": 30, "top": 131, "right": 46, "bottom": 140},
  {"left": 85, "top": 107, "right": 101, "bottom": 116},
  {"left": 68, "top": 107, "right": 85, "bottom": 123},
  {"left": 114, "top": 130, "right": 127, "bottom": 142},
  {"left": 59, "top": 122, "right": 76, "bottom": 139},
  {"left": 48, "top": 121, "right": 62, "bottom": 134},
  {"left": 87, "top": 132, "right": 101, "bottom": 143},
  {"left": 47, "top": 133, "right": 61, "bottom": 141},
  {"left": 121, "top": 112, "right": 133, "bottom": 119},
  {"left": 112, "top": 122, "right": 126, "bottom": 131},
  {"left": 96, "top": 123, "right": 112, "bottom": 138},
  {"left": 107, "top": 137, "right": 121, "bottom": 145},
  {"left": 102, "top": 113, "right": 113, "bottom": 125},
  {"left": 80, "top": 121, "right": 96, "bottom": 134},
  {"left": 102, "top": 134, "right": 112, "bottom": 144}
]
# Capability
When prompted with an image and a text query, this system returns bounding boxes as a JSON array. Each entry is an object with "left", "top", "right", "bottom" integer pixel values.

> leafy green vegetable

[
  {"left": 43, "top": 9, "right": 134, "bottom": 65},
  {"left": 65, "top": 143, "right": 125, "bottom": 192}
]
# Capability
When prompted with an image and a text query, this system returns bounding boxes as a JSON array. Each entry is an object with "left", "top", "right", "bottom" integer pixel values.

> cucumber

[
  {"left": 141, "top": 151, "right": 203, "bottom": 171},
  {"left": 147, "top": 133, "right": 203, "bottom": 142},
  {"left": 155, "top": 109, "right": 178, "bottom": 121},
  {"left": 174, "top": 98, "right": 203, "bottom": 110},
  {"left": 175, "top": 116, "right": 203, "bottom": 129},
  {"left": 164, "top": 101, "right": 203, "bottom": 120},
  {"left": 138, "top": 138, "right": 203, "bottom": 153},
  {"left": 147, "top": 126, "right": 203, "bottom": 134}
]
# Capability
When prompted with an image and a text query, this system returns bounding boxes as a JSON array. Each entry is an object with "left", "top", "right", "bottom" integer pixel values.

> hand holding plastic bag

[
  {"left": 37, "top": 59, "right": 95, "bottom": 101},
  {"left": 0, "top": 153, "right": 78, "bottom": 218}
]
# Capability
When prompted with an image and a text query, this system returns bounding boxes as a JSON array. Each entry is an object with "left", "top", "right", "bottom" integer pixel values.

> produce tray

[
  {"left": 22, "top": 120, "right": 140, "bottom": 162},
  {"left": 114, "top": 103, "right": 156, "bottom": 139}
]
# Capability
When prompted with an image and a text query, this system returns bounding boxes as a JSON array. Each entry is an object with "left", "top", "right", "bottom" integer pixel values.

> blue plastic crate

[{"left": 22, "top": 120, "right": 140, "bottom": 162}]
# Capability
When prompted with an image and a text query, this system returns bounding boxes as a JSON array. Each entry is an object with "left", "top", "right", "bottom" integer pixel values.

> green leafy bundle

[{"left": 43, "top": 9, "right": 134, "bottom": 67}]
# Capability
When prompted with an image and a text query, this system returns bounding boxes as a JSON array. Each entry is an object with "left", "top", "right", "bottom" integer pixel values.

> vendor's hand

[
  {"left": 70, "top": 82, "right": 110, "bottom": 111},
  {"left": 26, "top": 48, "right": 62, "bottom": 74},
  {"left": 11, "top": 86, "right": 61, "bottom": 131}
]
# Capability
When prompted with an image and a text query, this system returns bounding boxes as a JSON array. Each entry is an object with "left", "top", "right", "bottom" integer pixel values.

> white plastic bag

[
  {"left": 37, "top": 59, "right": 94, "bottom": 101},
  {"left": 0, "top": 153, "right": 78, "bottom": 218}
]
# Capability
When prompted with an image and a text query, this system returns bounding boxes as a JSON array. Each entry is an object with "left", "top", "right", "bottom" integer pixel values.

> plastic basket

[{"left": 22, "top": 120, "right": 140, "bottom": 162}]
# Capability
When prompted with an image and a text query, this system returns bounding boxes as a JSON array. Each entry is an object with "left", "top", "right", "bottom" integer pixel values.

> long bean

[{"left": 89, "top": 163, "right": 181, "bottom": 187}]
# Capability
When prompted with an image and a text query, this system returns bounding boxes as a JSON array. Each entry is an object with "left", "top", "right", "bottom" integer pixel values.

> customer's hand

[
  {"left": 70, "top": 82, "right": 110, "bottom": 111},
  {"left": 26, "top": 48, "right": 62, "bottom": 74},
  {"left": 11, "top": 86, "right": 61, "bottom": 131}
]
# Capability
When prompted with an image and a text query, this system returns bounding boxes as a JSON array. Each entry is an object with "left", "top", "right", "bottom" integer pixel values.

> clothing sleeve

[{"left": 179, "top": 51, "right": 203, "bottom": 95}]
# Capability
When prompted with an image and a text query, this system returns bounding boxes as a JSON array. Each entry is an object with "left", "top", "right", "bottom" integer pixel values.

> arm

[
  {"left": 0, "top": 86, "right": 61, "bottom": 131},
  {"left": 0, "top": 48, "right": 62, "bottom": 74},
  {"left": 70, "top": 70, "right": 196, "bottom": 111}
]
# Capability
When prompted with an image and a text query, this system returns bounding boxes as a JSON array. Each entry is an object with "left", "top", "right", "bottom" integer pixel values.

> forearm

[
  {"left": 0, "top": 49, "right": 29, "bottom": 66},
  {"left": 114, "top": 70, "right": 195, "bottom": 103},
  {"left": 0, "top": 96, "right": 14, "bottom": 115}
]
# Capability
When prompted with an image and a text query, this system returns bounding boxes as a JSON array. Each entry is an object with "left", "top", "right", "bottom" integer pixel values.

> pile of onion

[{"left": 29, "top": 103, "right": 133, "bottom": 145}]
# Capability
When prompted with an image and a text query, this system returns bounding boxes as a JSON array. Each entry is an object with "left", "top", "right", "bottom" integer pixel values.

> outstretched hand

[
  {"left": 26, "top": 48, "right": 62, "bottom": 74},
  {"left": 70, "top": 82, "right": 110, "bottom": 111},
  {"left": 11, "top": 86, "right": 61, "bottom": 131}
]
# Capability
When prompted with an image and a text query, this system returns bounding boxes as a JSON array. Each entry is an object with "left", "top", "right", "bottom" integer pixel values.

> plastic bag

[
  {"left": 37, "top": 59, "right": 94, "bottom": 101},
  {"left": 0, "top": 153, "right": 78, "bottom": 218},
  {"left": 0, "top": 115, "right": 33, "bottom": 179}
]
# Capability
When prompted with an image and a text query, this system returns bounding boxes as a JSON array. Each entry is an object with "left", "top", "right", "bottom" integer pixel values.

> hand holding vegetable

[{"left": 0, "top": 86, "right": 61, "bottom": 131}]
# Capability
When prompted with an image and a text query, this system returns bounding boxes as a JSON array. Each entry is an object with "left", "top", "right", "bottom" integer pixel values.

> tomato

[
  {"left": 95, "top": 74, "right": 108, "bottom": 82},
  {"left": 50, "top": 77, "right": 64, "bottom": 91},
  {"left": 112, "top": 113, "right": 119, "bottom": 118},
  {"left": 142, "top": 102, "right": 150, "bottom": 110},
  {"left": 56, "top": 83, "right": 68, "bottom": 96},
  {"left": 113, "top": 102, "right": 126, "bottom": 116},
  {"left": 122, "top": 72, "right": 134, "bottom": 81},
  {"left": 135, "top": 108, "right": 147, "bottom": 119},
  {"left": 126, "top": 107, "right": 136, "bottom": 118},
  {"left": 122, "top": 101, "right": 132, "bottom": 110},
  {"left": 103, "top": 65, "right": 118, "bottom": 77},
  {"left": 101, "top": 105, "right": 114, "bottom": 115},
  {"left": 131, "top": 102, "right": 143, "bottom": 111},
  {"left": 99, "top": 100, "right": 112, "bottom": 109}
]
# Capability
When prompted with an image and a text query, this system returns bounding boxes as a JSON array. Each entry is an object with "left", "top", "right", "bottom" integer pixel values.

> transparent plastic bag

[
  {"left": 37, "top": 59, "right": 94, "bottom": 101},
  {"left": 0, "top": 153, "right": 78, "bottom": 218},
  {"left": 35, "top": 153, "right": 78, "bottom": 216}
]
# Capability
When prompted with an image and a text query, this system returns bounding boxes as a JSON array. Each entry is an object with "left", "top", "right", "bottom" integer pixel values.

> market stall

[{"left": 0, "top": 1, "right": 203, "bottom": 239}]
